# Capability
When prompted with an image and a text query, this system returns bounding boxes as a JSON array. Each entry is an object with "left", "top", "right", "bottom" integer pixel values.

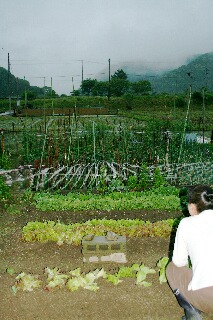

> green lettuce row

[
  {"left": 22, "top": 218, "right": 182, "bottom": 245},
  {"left": 11, "top": 259, "right": 169, "bottom": 293},
  {"left": 33, "top": 190, "right": 180, "bottom": 212}
]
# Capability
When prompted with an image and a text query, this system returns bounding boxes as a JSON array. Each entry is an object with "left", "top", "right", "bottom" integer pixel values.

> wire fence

[{"left": 1, "top": 161, "right": 213, "bottom": 191}]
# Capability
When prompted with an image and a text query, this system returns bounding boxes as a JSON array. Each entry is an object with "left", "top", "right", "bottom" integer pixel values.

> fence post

[{"left": 1, "top": 129, "right": 4, "bottom": 153}]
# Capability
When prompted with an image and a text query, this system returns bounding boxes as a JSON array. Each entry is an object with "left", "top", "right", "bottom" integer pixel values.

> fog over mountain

[
  {"left": 1, "top": 0, "right": 213, "bottom": 95},
  {"left": 96, "top": 52, "right": 213, "bottom": 93},
  {"left": 1, "top": 52, "right": 213, "bottom": 97}
]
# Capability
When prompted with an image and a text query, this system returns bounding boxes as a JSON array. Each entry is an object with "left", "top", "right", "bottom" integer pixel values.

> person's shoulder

[{"left": 178, "top": 216, "right": 193, "bottom": 228}]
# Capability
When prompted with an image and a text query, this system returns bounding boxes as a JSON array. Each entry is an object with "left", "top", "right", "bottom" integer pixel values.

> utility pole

[
  {"left": 24, "top": 76, "right": 27, "bottom": 108},
  {"left": 8, "top": 53, "right": 11, "bottom": 110},
  {"left": 108, "top": 58, "right": 111, "bottom": 101},
  {"left": 72, "top": 77, "right": 74, "bottom": 94},
  {"left": 43, "top": 77, "right": 46, "bottom": 109},
  {"left": 202, "top": 87, "right": 205, "bottom": 143},
  {"left": 50, "top": 77, "right": 53, "bottom": 97},
  {"left": 81, "top": 60, "right": 84, "bottom": 93}
]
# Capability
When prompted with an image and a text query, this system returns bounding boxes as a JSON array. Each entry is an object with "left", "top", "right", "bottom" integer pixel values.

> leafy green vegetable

[
  {"left": 22, "top": 217, "right": 182, "bottom": 245},
  {"left": 69, "top": 267, "right": 81, "bottom": 277},
  {"left": 135, "top": 264, "right": 156, "bottom": 286},
  {"left": 10, "top": 259, "right": 170, "bottom": 294},
  {"left": 157, "top": 257, "right": 169, "bottom": 284},
  {"left": 117, "top": 266, "right": 135, "bottom": 278},
  {"left": 14, "top": 272, "right": 42, "bottom": 292},
  {"left": 33, "top": 189, "right": 180, "bottom": 212},
  {"left": 66, "top": 268, "right": 107, "bottom": 292},
  {"left": 44, "top": 267, "right": 69, "bottom": 290},
  {"left": 6, "top": 267, "right": 15, "bottom": 275},
  {"left": 66, "top": 277, "right": 85, "bottom": 292},
  {"left": 106, "top": 274, "right": 123, "bottom": 285}
]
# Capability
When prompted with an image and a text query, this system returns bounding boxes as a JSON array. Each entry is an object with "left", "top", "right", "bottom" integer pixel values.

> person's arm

[{"left": 172, "top": 220, "right": 189, "bottom": 267}]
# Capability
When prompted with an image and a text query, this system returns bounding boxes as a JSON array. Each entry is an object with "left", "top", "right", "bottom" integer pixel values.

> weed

[{"left": 0, "top": 176, "right": 11, "bottom": 202}]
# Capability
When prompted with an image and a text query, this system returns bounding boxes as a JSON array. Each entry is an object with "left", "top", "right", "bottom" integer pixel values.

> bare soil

[{"left": 0, "top": 206, "right": 213, "bottom": 320}]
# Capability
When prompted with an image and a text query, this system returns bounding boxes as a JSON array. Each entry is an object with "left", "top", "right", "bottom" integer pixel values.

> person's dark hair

[{"left": 187, "top": 185, "right": 213, "bottom": 213}]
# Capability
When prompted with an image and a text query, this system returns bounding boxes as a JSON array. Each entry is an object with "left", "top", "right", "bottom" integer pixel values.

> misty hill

[
  {"left": 98, "top": 52, "right": 213, "bottom": 94},
  {"left": 1, "top": 52, "right": 213, "bottom": 98},
  {"left": 0, "top": 67, "right": 30, "bottom": 98},
  {"left": 97, "top": 60, "right": 163, "bottom": 82},
  {"left": 0, "top": 67, "right": 44, "bottom": 99},
  {"left": 149, "top": 52, "right": 213, "bottom": 93}
]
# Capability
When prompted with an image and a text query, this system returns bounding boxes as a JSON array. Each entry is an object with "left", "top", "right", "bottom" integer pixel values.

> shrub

[{"left": 0, "top": 176, "right": 11, "bottom": 201}]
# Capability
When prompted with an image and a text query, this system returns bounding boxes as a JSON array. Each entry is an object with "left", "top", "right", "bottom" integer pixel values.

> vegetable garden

[
  {"left": 0, "top": 100, "right": 213, "bottom": 319},
  {"left": 0, "top": 113, "right": 213, "bottom": 190}
]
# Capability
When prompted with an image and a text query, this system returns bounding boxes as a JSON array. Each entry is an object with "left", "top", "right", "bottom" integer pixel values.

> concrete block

[{"left": 82, "top": 235, "right": 127, "bottom": 263}]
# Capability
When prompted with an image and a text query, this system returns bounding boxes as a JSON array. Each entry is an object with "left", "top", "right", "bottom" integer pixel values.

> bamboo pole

[{"left": 178, "top": 86, "right": 192, "bottom": 163}]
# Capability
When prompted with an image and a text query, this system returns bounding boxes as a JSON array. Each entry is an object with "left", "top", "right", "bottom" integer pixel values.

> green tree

[
  {"left": 71, "top": 90, "right": 81, "bottom": 96},
  {"left": 124, "top": 93, "right": 134, "bottom": 110},
  {"left": 175, "top": 96, "right": 185, "bottom": 108},
  {"left": 192, "top": 91, "right": 203, "bottom": 104},
  {"left": 92, "top": 81, "right": 109, "bottom": 96},
  {"left": 131, "top": 80, "right": 151, "bottom": 95},
  {"left": 111, "top": 69, "right": 128, "bottom": 80},
  {"left": 81, "top": 78, "right": 97, "bottom": 95},
  {"left": 110, "top": 78, "right": 130, "bottom": 97},
  {"left": 30, "top": 86, "right": 45, "bottom": 98},
  {"left": 21, "top": 90, "right": 36, "bottom": 101}
]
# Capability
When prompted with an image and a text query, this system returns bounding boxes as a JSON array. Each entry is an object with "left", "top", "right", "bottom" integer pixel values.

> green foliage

[
  {"left": 110, "top": 78, "right": 130, "bottom": 97},
  {"left": 0, "top": 67, "right": 30, "bottom": 99},
  {"left": 21, "top": 130, "right": 43, "bottom": 164},
  {"left": 106, "top": 263, "right": 156, "bottom": 287},
  {"left": 11, "top": 261, "right": 168, "bottom": 293},
  {"left": 192, "top": 91, "right": 203, "bottom": 104},
  {"left": 179, "top": 187, "right": 190, "bottom": 216},
  {"left": 111, "top": 69, "right": 128, "bottom": 80},
  {"left": 0, "top": 152, "right": 11, "bottom": 169},
  {"left": 81, "top": 78, "right": 97, "bottom": 96},
  {"left": 6, "top": 267, "right": 15, "bottom": 275},
  {"left": 157, "top": 257, "right": 169, "bottom": 284},
  {"left": 131, "top": 80, "right": 152, "bottom": 95},
  {"left": 146, "top": 185, "right": 179, "bottom": 197},
  {"left": 138, "top": 164, "right": 150, "bottom": 190},
  {"left": 150, "top": 52, "right": 213, "bottom": 94},
  {"left": 92, "top": 81, "right": 109, "bottom": 96},
  {"left": 107, "top": 178, "right": 125, "bottom": 192},
  {"left": 123, "top": 93, "right": 134, "bottom": 110},
  {"left": 0, "top": 176, "right": 11, "bottom": 201},
  {"left": 126, "top": 175, "right": 138, "bottom": 190},
  {"left": 6, "top": 204, "right": 21, "bottom": 215},
  {"left": 32, "top": 188, "right": 180, "bottom": 212},
  {"left": 12, "top": 272, "right": 42, "bottom": 292},
  {"left": 126, "top": 164, "right": 150, "bottom": 191},
  {"left": 21, "top": 90, "right": 37, "bottom": 101},
  {"left": 175, "top": 96, "right": 185, "bottom": 108},
  {"left": 153, "top": 168, "right": 167, "bottom": 188},
  {"left": 22, "top": 217, "right": 182, "bottom": 245},
  {"left": 135, "top": 264, "right": 156, "bottom": 286},
  {"left": 1, "top": 99, "right": 212, "bottom": 171}
]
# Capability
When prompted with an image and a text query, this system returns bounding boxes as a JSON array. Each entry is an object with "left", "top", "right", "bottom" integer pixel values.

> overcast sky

[{"left": 1, "top": 0, "right": 213, "bottom": 95}]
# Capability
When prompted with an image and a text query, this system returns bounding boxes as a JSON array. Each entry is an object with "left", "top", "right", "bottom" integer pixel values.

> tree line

[{"left": 74, "top": 69, "right": 152, "bottom": 97}]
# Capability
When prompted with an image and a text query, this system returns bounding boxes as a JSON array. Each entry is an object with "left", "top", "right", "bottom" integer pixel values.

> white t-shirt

[{"left": 172, "top": 209, "right": 213, "bottom": 291}]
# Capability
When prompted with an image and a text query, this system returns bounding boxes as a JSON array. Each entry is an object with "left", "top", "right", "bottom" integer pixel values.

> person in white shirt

[{"left": 166, "top": 185, "right": 213, "bottom": 320}]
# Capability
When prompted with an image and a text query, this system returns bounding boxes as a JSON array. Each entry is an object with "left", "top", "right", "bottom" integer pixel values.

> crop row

[
  {"left": 9, "top": 258, "right": 169, "bottom": 293},
  {"left": 32, "top": 186, "right": 180, "bottom": 211},
  {"left": 1, "top": 116, "right": 212, "bottom": 169},
  {"left": 22, "top": 217, "right": 182, "bottom": 246}
]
